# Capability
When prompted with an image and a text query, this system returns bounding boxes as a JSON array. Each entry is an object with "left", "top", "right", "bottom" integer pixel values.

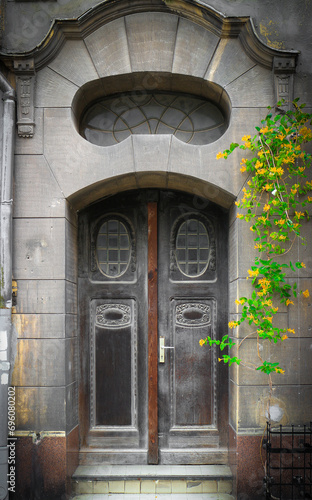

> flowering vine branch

[{"left": 200, "top": 99, "right": 312, "bottom": 376}]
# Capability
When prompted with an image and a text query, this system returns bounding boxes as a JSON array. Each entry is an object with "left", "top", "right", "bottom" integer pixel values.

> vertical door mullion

[{"left": 147, "top": 202, "right": 158, "bottom": 464}]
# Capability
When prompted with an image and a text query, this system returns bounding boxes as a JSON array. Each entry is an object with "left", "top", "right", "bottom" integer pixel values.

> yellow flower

[
  {"left": 235, "top": 298, "right": 245, "bottom": 305},
  {"left": 254, "top": 243, "right": 264, "bottom": 250},
  {"left": 260, "top": 126, "right": 269, "bottom": 134},
  {"left": 263, "top": 204, "right": 270, "bottom": 212},
  {"left": 241, "top": 135, "right": 251, "bottom": 142},
  {"left": 275, "top": 219, "right": 286, "bottom": 226},
  {"left": 240, "top": 165, "right": 246, "bottom": 173},
  {"left": 275, "top": 367, "right": 285, "bottom": 374},
  {"left": 264, "top": 184, "right": 273, "bottom": 191},
  {"left": 287, "top": 328, "right": 295, "bottom": 334},
  {"left": 299, "top": 126, "right": 312, "bottom": 140},
  {"left": 216, "top": 152, "right": 224, "bottom": 159},
  {"left": 248, "top": 269, "right": 259, "bottom": 278},
  {"left": 277, "top": 133, "right": 285, "bottom": 140},
  {"left": 279, "top": 235, "right": 287, "bottom": 241},
  {"left": 295, "top": 211, "right": 305, "bottom": 219},
  {"left": 286, "top": 299, "right": 294, "bottom": 306},
  {"left": 258, "top": 216, "right": 267, "bottom": 224},
  {"left": 263, "top": 299, "right": 273, "bottom": 307},
  {"left": 218, "top": 358, "right": 222, "bottom": 362},
  {"left": 228, "top": 321, "right": 238, "bottom": 329},
  {"left": 301, "top": 262, "right": 306, "bottom": 268},
  {"left": 199, "top": 339, "right": 205, "bottom": 346},
  {"left": 281, "top": 334, "right": 288, "bottom": 341},
  {"left": 308, "top": 197, "right": 312, "bottom": 202},
  {"left": 302, "top": 289, "right": 310, "bottom": 298}
]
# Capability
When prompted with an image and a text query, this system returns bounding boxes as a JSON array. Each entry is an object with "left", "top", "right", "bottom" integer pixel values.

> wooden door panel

[
  {"left": 171, "top": 299, "right": 215, "bottom": 427},
  {"left": 157, "top": 191, "right": 228, "bottom": 462},
  {"left": 79, "top": 193, "right": 148, "bottom": 455},
  {"left": 92, "top": 299, "right": 137, "bottom": 428}
]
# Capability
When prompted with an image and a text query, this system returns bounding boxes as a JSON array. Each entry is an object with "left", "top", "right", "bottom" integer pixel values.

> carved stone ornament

[
  {"left": 273, "top": 57, "right": 295, "bottom": 112},
  {"left": 14, "top": 59, "right": 35, "bottom": 138},
  {"left": 95, "top": 304, "right": 131, "bottom": 328},
  {"left": 175, "top": 303, "right": 211, "bottom": 327}
]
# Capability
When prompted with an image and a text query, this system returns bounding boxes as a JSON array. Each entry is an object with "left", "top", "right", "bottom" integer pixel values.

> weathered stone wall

[{"left": 1, "top": 1, "right": 311, "bottom": 498}]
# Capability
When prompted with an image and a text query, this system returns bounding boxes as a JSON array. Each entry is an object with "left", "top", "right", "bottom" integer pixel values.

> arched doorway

[{"left": 78, "top": 189, "right": 228, "bottom": 465}]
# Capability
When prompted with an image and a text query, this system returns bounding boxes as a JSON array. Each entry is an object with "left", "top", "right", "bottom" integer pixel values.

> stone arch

[{"left": 68, "top": 171, "right": 235, "bottom": 212}]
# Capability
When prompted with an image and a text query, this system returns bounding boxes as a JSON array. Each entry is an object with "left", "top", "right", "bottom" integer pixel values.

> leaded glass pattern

[
  {"left": 96, "top": 219, "right": 131, "bottom": 277},
  {"left": 81, "top": 92, "right": 226, "bottom": 146},
  {"left": 175, "top": 219, "right": 210, "bottom": 277}
]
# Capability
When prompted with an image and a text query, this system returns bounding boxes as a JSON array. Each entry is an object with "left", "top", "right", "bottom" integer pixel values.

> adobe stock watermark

[{"left": 7, "top": 386, "right": 16, "bottom": 494}]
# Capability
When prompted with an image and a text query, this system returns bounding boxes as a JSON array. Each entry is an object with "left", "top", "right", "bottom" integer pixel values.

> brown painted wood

[{"left": 147, "top": 202, "right": 158, "bottom": 464}]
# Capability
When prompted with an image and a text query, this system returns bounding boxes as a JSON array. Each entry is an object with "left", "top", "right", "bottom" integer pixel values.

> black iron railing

[{"left": 264, "top": 422, "right": 312, "bottom": 499}]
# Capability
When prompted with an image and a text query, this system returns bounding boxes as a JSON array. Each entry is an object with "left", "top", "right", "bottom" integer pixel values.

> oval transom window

[
  {"left": 96, "top": 219, "right": 131, "bottom": 277},
  {"left": 175, "top": 219, "right": 210, "bottom": 277},
  {"left": 81, "top": 92, "right": 226, "bottom": 146}
]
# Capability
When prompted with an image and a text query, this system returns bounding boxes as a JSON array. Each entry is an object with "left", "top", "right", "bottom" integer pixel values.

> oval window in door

[
  {"left": 175, "top": 218, "right": 210, "bottom": 277},
  {"left": 96, "top": 219, "right": 131, "bottom": 277}
]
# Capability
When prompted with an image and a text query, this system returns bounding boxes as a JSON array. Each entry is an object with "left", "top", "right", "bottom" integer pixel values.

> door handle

[{"left": 159, "top": 336, "right": 174, "bottom": 363}]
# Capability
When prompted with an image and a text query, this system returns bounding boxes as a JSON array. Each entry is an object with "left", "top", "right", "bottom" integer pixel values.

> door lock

[{"left": 159, "top": 336, "right": 174, "bottom": 363}]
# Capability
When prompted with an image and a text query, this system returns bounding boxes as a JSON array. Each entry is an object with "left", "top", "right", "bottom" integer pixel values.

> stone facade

[{"left": 0, "top": 1, "right": 311, "bottom": 499}]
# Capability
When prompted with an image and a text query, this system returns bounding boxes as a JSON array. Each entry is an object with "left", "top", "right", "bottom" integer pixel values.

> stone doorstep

[
  {"left": 72, "top": 465, "right": 233, "bottom": 496},
  {"left": 72, "top": 495, "right": 235, "bottom": 500}
]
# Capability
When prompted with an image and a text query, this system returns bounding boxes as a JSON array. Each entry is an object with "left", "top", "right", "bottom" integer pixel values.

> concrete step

[
  {"left": 72, "top": 465, "right": 233, "bottom": 498},
  {"left": 72, "top": 494, "right": 235, "bottom": 499}
]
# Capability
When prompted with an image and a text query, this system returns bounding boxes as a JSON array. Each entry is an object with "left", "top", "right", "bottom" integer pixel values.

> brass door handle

[{"left": 159, "top": 336, "right": 174, "bottom": 363}]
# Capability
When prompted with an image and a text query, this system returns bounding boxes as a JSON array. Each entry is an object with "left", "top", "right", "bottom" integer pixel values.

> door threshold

[{"left": 73, "top": 463, "right": 232, "bottom": 480}]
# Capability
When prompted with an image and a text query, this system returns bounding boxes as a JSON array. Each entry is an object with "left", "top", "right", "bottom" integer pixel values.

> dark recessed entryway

[{"left": 78, "top": 190, "right": 228, "bottom": 465}]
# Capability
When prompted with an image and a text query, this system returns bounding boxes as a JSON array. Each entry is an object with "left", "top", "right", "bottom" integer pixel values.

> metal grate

[{"left": 264, "top": 422, "right": 312, "bottom": 499}]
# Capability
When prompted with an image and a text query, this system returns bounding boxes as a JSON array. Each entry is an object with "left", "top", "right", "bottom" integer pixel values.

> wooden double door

[{"left": 79, "top": 190, "right": 228, "bottom": 464}]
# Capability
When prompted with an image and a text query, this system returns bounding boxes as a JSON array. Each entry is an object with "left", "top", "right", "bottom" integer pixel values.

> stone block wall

[{"left": 0, "top": 1, "right": 310, "bottom": 498}]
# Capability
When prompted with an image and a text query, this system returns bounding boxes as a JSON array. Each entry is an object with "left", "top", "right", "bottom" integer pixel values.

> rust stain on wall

[
  {"left": 12, "top": 313, "right": 38, "bottom": 338},
  {"left": 15, "top": 388, "right": 36, "bottom": 428},
  {"left": 260, "top": 20, "right": 285, "bottom": 50}
]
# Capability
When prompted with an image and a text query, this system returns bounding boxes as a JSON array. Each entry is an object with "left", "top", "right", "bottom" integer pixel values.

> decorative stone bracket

[
  {"left": 14, "top": 59, "right": 35, "bottom": 138},
  {"left": 273, "top": 56, "right": 296, "bottom": 112}
]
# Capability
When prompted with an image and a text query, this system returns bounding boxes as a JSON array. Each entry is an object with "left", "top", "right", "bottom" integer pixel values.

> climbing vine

[{"left": 200, "top": 99, "right": 312, "bottom": 375}]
